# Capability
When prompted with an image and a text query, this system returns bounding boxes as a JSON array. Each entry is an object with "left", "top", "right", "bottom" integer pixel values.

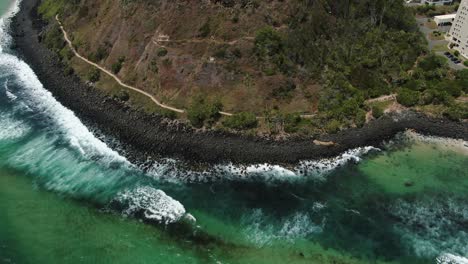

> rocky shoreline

[{"left": 10, "top": 0, "right": 468, "bottom": 165}]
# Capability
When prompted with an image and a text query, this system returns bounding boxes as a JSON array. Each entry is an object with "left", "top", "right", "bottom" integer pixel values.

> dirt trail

[
  {"left": 57, "top": 15, "right": 315, "bottom": 119},
  {"left": 57, "top": 15, "right": 190, "bottom": 115}
]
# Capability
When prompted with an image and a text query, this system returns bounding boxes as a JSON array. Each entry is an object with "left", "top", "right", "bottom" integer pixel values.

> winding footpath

[
  {"left": 57, "top": 15, "right": 185, "bottom": 114},
  {"left": 55, "top": 15, "right": 317, "bottom": 119}
]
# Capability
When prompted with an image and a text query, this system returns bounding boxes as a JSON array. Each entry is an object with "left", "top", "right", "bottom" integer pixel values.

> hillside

[{"left": 37, "top": 0, "right": 467, "bottom": 135}]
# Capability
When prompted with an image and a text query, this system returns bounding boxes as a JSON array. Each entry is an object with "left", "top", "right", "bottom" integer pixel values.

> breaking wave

[
  {"left": 113, "top": 186, "right": 187, "bottom": 224},
  {"left": 0, "top": 1, "right": 187, "bottom": 225},
  {"left": 147, "top": 147, "right": 379, "bottom": 184}
]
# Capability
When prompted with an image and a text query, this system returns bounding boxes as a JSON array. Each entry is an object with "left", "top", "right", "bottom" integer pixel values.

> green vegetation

[
  {"left": 38, "top": 0, "right": 467, "bottom": 135},
  {"left": 87, "top": 68, "right": 101, "bottom": 83},
  {"left": 464, "top": 61, "right": 468, "bottom": 67},
  {"left": 372, "top": 105, "right": 384, "bottom": 119},
  {"left": 149, "top": 58, "right": 159, "bottom": 73},
  {"left": 187, "top": 95, "right": 223, "bottom": 128},
  {"left": 199, "top": 19, "right": 211, "bottom": 38},
  {"left": 112, "top": 56, "right": 126, "bottom": 74},
  {"left": 38, "top": 0, "right": 67, "bottom": 20},
  {"left": 43, "top": 24, "right": 65, "bottom": 53},
  {"left": 270, "top": 79, "right": 296, "bottom": 100},
  {"left": 397, "top": 88, "right": 420, "bottom": 107},
  {"left": 254, "top": 27, "right": 290, "bottom": 74},
  {"left": 413, "top": 3, "right": 459, "bottom": 17},
  {"left": 114, "top": 90, "right": 130, "bottom": 101},
  {"left": 157, "top": 48, "right": 168, "bottom": 57},
  {"left": 91, "top": 45, "right": 110, "bottom": 62},
  {"left": 223, "top": 112, "right": 258, "bottom": 130}
]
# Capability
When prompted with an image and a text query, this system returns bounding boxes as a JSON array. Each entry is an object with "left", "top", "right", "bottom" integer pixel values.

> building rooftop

[{"left": 434, "top": 14, "right": 457, "bottom": 20}]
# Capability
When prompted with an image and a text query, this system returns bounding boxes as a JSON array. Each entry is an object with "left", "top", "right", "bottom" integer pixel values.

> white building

[
  {"left": 424, "top": 0, "right": 454, "bottom": 5},
  {"left": 448, "top": 0, "right": 468, "bottom": 59},
  {"left": 434, "top": 13, "right": 456, "bottom": 26}
]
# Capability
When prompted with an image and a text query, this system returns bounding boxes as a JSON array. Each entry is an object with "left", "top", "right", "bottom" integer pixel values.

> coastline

[{"left": 9, "top": 0, "right": 468, "bottom": 165}]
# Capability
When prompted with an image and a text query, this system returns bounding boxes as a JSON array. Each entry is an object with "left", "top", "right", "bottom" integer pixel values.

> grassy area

[
  {"left": 365, "top": 100, "right": 394, "bottom": 111},
  {"left": 429, "top": 31, "right": 445, "bottom": 40},
  {"left": 425, "top": 20, "right": 438, "bottom": 30},
  {"left": 415, "top": 104, "right": 448, "bottom": 118},
  {"left": 69, "top": 57, "right": 178, "bottom": 118},
  {"left": 432, "top": 44, "right": 450, "bottom": 52},
  {"left": 38, "top": 0, "right": 65, "bottom": 20}
]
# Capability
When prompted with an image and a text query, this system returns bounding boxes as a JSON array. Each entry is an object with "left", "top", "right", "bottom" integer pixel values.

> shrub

[
  {"left": 283, "top": 113, "right": 302, "bottom": 133},
  {"left": 87, "top": 68, "right": 101, "bottom": 83},
  {"left": 44, "top": 24, "right": 65, "bottom": 52},
  {"left": 254, "top": 27, "right": 283, "bottom": 59},
  {"left": 464, "top": 61, "right": 468, "bottom": 67},
  {"left": 444, "top": 105, "right": 463, "bottom": 121},
  {"left": 157, "top": 48, "right": 168, "bottom": 57},
  {"left": 149, "top": 58, "right": 159, "bottom": 73},
  {"left": 271, "top": 80, "right": 296, "bottom": 100},
  {"left": 355, "top": 109, "right": 367, "bottom": 127},
  {"left": 214, "top": 48, "right": 227, "bottom": 59},
  {"left": 397, "top": 88, "right": 420, "bottom": 107},
  {"left": 199, "top": 19, "right": 211, "bottom": 38},
  {"left": 63, "top": 64, "right": 74, "bottom": 76},
  {"left": 325, "top": 119, "right": 342, "bottom": 134},
  {"left": 232, "top": 48, "right": 242, "bottom": 58},
  {"left": 60, "top": 47, "right": 74, "bottom": 61},
  {"left": 418, "top": 54, "right": 447, "bottom": 71},
  {"left": 111, "top": 56, "right": 125, "bottom": 74},
  {"left": 92, "top": 45, "right": 109, "bottom": 62},
  {"left": 159, "top": 109, "right": 177, "bottom": 119},
  {"left": 187, "top": 96, "right": 223, "bottom": 128},
  {"left": 115, "top": 90, "right": 130, "bottom": 101},
  {"left": 223, "top": 112, "right": 258, "bottom": 130},
  {"left": 454, "top": 50, "right": 460, "bottom": 57},
  {"left": 372, "top": 105, "right": 384, "bottom": 119}
]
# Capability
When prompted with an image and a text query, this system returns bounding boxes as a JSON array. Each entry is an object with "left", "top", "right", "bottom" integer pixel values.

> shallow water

[{"left": 1, "top": 1, "right": 468, "bottom": 264}]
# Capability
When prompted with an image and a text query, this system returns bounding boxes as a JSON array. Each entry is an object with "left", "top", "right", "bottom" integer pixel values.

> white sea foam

[
  {"left": 242, "top": 209, "right": 324, "bottom": 247},
  {"left": 0, "top": 1, "right": 187, "bottom": 225},
  {"left": 0, "top": 53, "right": 129, "bottom": 167},
  {"left": 0, "top": 112, "right": 29, "bottom": 141},
  {"left": 114, "top": 186, "right": 186, "bottom": 224},
  {"left": 296, "top": 146, "right": 378, "bottom": 181},
  {"left": 389, "top": 197, "right": 468, "bottom": 259},
  {"left": 147, "top": 146, "right": 378, "bottom": 184},
  {"left": 0, "top": 0, "right": 20, "bottom": 53},
  {"left": 437, "top": 254, "right": 468, "bottom": 264}
]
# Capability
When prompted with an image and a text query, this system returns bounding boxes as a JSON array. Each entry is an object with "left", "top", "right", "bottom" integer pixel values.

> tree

[
  {"left": 87, "top": 68, "right": 101, "bottom": 83},
  {"left": 397, "top": 88, "right": 420, "bottom": 107},
  {"left": 187, "top": 95, "right": 223, "bottom": 128},
  {"left": 223, "top": 112, "right": 258, "bottom": 130}
]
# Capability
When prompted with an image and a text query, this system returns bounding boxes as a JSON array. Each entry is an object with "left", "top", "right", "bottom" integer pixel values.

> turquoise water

[{"left": 1, "top": 2, "right": 468, "bottom": 263}]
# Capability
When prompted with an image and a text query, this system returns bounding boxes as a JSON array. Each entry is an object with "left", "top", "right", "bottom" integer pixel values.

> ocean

[{"left": 1, "top": 1, "right": 468, "bottom": 263}]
